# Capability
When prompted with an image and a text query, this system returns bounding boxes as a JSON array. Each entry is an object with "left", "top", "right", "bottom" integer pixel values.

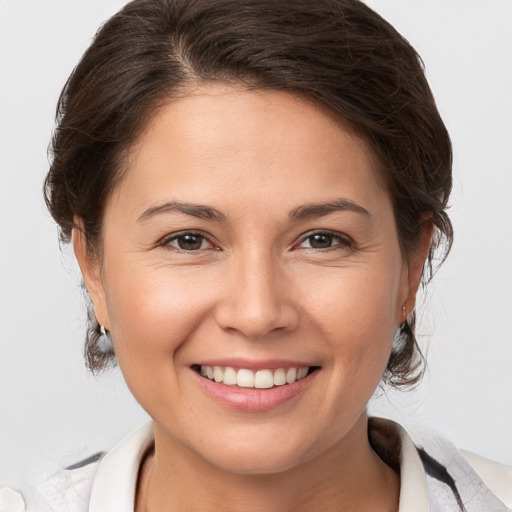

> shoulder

[
  {"left": 411, "top": 424, "right": 512, "bottom": 510},
  {"left": 0, "top": 486, "right": 26, "bottom": 512},
  {"left": 459, "top": 449, "right": 512, "bottom": 508},
  {"left": 369, "top": 417, "right": 512, "bottom": 511},
  {"left": 412, "top": 427, "right": 512, "bottom": 511},
  {"left": 417, "top": 440, "right": 512, "bottom": 512},
  {"left": 0, "top": 454, "right": 102, "bottom": 512},
  {"left": 22, "top": 453, "right": 104, "bottom": 512},
  {"left": 23, "top": 422, "right": 154, "bottom": 512}
]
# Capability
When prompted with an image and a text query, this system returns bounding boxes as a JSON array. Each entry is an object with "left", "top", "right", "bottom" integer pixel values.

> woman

[{"left": 7, "top": 0, "right": 511, "bottom": 510}]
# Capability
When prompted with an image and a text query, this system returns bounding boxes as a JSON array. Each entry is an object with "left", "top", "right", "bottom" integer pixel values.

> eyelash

[
  {"left": 159, "top": 231, "right": 217, "bottom": 252},
  {"left": 296, "top": 231, "right": 353, "bottom": 251},
  {"left": 159, "top": 230, "right": 353, "bottom": 253}
]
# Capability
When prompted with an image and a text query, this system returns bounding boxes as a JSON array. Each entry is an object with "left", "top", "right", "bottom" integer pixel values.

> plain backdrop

[{"left": 1, "top": 0, "right": 511, "bottom": 494}]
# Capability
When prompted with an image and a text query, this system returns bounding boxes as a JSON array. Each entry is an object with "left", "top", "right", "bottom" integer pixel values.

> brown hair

[{"left": 44, "top": 0, "right": 453, "bottom": 386}]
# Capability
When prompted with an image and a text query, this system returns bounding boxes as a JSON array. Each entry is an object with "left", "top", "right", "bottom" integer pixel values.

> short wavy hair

[{"left": 44, "top": 0, "right": 452, "bottom": 386}]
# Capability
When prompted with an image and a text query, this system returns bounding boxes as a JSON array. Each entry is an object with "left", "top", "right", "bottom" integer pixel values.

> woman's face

[{"left": 78, "top": 85, "right": 425, "bottom": 473}]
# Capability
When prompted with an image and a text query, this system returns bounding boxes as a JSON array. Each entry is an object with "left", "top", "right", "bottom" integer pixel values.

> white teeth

[
  {"left": 237, "top": 369, "right": 254, "bottom": 388},
  {"left": 297, "top": 367, "right": 308, "bottom": 380},
  {"left": 223, "top": 366, "right": 237, "bottom": 385},
  {"left": 213, "top": 366, "right": 223, "bottom": 383},
  {"left": 273, "top": 368, "right": 286, "bottom": 386},
  {"left": 286, "top": 367, "right": 297, "bottom": 384},
  {"left": 199, "top": 365, "right": 312, "bottom": 388},
  {"left": 254, "top": 369, "right": 274, "bottom": 389}
]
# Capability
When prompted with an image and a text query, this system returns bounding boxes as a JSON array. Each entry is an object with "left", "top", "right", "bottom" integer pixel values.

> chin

[
  {"left": 203, "top": 448, "right": 302, "bottom": 475},
  {"left": 189, "top": 432, "right": 311, "bottom": 475}
]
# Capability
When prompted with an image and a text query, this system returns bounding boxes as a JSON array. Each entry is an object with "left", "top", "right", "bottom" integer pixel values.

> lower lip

[{"left": 193, "top": 370, "right": 319, "bottom": 412}]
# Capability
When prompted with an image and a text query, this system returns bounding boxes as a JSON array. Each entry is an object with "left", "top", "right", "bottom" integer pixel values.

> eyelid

[
  {"left": 156, "top": 229, "right": 353, "bottom": 252},
  {"left": 295, "top": 230, "right": 354, "bottom": 249},
  {"left": 158, "top": 230, "right": 218, "bottom": 251}
]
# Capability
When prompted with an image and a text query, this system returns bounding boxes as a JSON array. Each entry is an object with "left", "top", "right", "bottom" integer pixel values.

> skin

[{"left": 74, "top": 85, "right": 432, "bottom": 511}]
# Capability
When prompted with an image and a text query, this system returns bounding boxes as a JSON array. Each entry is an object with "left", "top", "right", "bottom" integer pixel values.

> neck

[{"left": 136, "top": 414, "right": 399, "bottom": 512}]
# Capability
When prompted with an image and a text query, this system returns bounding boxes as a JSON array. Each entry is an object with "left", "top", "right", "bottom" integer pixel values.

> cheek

[
  {"left": 103, "top": 262, "right": 215, "bottom": 371},
  {"left": 303, "top": 262, "right": 400, "bottom": 335},
  {"left": 300, "top": 259, "right": 401, "bottom": 382},
  {"left": 102, "top": 263, "right": 221, "bottom": 416}
]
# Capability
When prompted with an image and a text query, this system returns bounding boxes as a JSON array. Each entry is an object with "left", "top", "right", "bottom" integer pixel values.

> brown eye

[
  {"left": 298, "top": 231, "right": 352, "bottom": 250},
  {"left": 166, "top": 232, "right": 211, "bottom": 251},
  {"left": 308, "top": 233, "right": 334, "bottom": 249}
]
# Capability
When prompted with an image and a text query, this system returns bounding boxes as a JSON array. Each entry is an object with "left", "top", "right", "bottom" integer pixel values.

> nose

[{"left": 214, "top": 252, "right": 300, "bottom": 339}]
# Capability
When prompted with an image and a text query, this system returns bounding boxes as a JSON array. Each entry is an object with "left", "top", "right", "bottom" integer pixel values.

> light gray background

[{"left": 1, "top": 0, "right": 511, "bottom": 493}]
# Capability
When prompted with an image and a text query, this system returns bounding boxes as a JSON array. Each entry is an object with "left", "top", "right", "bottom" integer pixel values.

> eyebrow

[
  {"left": 289, "top": 198, "right": 370, "bottom": 221},
  {"left": 137, "top": 201, "right": 226, "bottom": 223},
  {"left": 137, "top": 197, "right": 370, "bottom": 224}
]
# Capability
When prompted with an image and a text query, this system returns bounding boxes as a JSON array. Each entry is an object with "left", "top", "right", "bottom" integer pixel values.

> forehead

[{"left": 111, "top": 85, "right": 388, "bottom": 218}]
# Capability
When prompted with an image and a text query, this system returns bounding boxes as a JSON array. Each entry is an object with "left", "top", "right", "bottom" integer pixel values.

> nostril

[{"left": 215, "top": 302, "right": 300, "bottom": 340}]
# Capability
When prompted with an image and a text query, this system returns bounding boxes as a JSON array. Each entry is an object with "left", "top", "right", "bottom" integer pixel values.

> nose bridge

[{"left": 216, "top": 246, "right": 299, "bottom": 338}]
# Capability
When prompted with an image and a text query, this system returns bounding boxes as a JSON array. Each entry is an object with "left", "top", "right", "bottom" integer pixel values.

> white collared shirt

[{"left": 8, "top": 418, "right": 512, "bottom": 511}]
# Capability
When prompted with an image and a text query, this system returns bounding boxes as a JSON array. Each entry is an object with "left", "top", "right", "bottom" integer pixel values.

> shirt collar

[
  {"left": 88, "top": 418, "right": 430, "bottom": 512},
  {"left": 89, "top": 421, "right": 154, "bottom": 512}
]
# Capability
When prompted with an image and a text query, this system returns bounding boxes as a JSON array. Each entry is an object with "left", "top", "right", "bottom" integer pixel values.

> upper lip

[{"left": 193, "top": 358, "right": 318, "bottom": 371}]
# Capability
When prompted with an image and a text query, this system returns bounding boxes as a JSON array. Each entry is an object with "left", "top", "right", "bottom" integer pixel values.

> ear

[
  {"left": 72, "top": 220, "right": 111, "bottom": 330},
  {"left": 397, "top": 217, "right": 434, "bottom": 323}
]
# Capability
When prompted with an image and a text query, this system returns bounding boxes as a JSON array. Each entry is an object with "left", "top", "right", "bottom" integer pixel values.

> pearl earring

[{"left": 98, "top": 325, "right": 114, "bottom": 354}]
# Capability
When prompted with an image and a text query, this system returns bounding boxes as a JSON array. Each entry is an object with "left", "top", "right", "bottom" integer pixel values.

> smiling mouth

[{"left": 192, "top": 365, "right": 320, "bottom": 389}]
